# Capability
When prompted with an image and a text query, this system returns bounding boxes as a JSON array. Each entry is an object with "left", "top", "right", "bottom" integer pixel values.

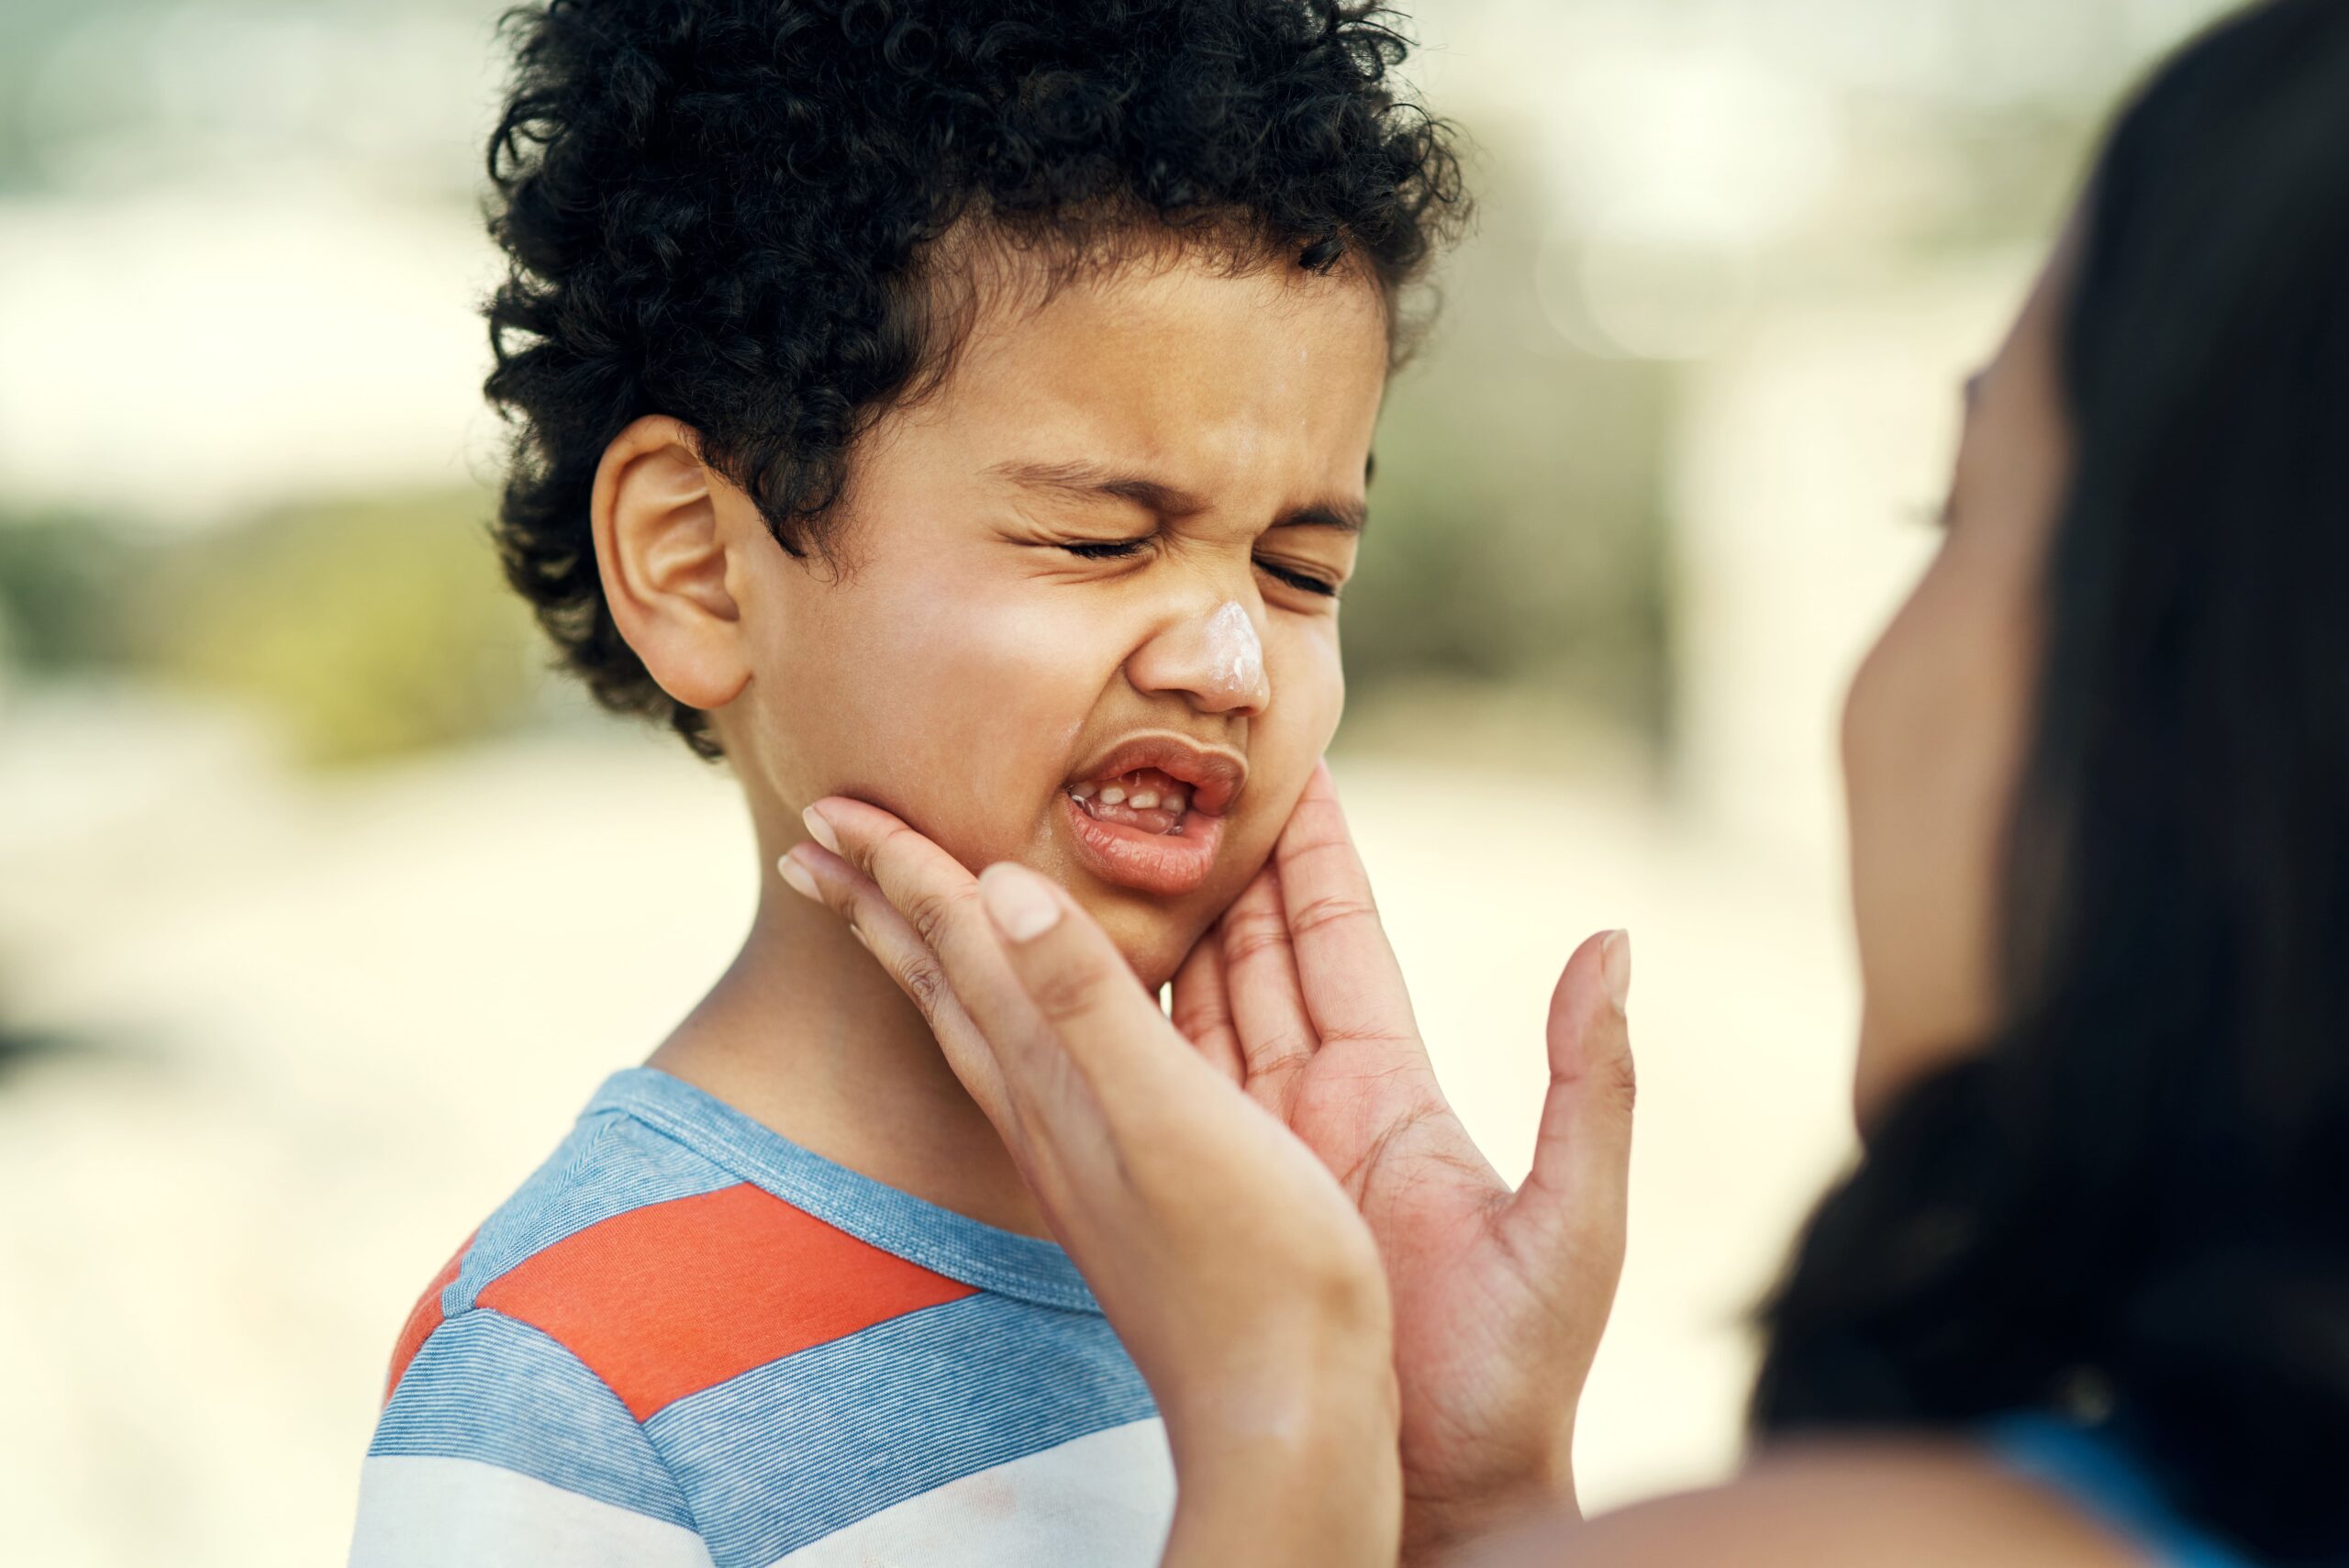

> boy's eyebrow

[
  {"left": 1277, "top": 498, "right": 1369, "bottom": 534},
  {"left": 989, "top": 458, "right": 1368, "bottom": 533}
]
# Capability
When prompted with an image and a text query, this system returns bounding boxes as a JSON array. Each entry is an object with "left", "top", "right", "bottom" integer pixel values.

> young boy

[{"left": 351, "top": 3, "right": 1461, "bottom": 1563}]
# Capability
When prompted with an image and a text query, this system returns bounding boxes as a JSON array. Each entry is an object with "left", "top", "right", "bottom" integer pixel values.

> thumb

[
  {"left": 1507, "top": 929, "right": 1635, "bottom": 1279},
  {"left": 973, "top": 862, "right": 1189, "bottom": 1102}
]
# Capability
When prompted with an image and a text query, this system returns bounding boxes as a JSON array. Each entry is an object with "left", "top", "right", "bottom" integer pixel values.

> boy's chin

[{"left": 1078, "top": 895, "right": 1214, "bottom": 995}]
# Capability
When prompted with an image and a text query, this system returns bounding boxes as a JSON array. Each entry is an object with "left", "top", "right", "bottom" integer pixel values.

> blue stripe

[
  {"left": 644, "top": 1292, "right": 1154, "bottom": 1568},
  {"left": 445, "top": 1106, "right": 737, "bottom": 1316},
  {"left": 595, "top": 1068, "right": 1100, "bottom": 1312},
  {"left": 371, "top": 1309, "right": 698, "bottom": 1531},
  {"left": 1986, "top": 1414, "right": 2254, "bottom": 1568}
]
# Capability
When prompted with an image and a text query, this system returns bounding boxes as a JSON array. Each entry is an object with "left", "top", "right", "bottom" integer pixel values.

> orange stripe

[
  {"left": 477, "top": 1183, "right": 977, "bottom": 1420},
  {"left": 384, "top": 1230, "right": 475, "bottom": 1405}
]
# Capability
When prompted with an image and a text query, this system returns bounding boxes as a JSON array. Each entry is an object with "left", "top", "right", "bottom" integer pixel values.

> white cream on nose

[{"left": 1200, "top": 599, "right": 1266, "bottom": 704}]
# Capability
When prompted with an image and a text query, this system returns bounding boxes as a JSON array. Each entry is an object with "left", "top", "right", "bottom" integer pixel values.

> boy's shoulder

[
  {"left": 359, "top": 1071, "right": 1171, "bottom": 1568},
  {"left": 380, "top": 1099, "right": 974, "bottom": 1420}
]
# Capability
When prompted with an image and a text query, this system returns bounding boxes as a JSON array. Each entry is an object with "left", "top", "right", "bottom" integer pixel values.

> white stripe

[
  {"left": 350, "top": 1455, "right": 717, "bottom": 1568},
  {"left": 772, "top": 1418, "right": 1174, "bottom": 1568}
]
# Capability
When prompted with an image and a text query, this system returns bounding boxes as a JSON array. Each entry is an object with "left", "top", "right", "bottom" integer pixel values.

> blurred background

[{"left": 0, "top": 1, "right": 2241, "bottom": 1561}]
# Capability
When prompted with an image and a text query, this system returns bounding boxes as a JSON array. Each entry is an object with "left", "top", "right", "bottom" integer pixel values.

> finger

[
  {"left": 777, "top": 842, "right": 1011, "bottom": 1122},
  {"left": 1168, "top": 931, "right": 1246, "bottom": 1086},
  {"left": 1216, "top": 864, "right": 1319, "bottom": 1112},
  {"left": 800, "top": 795, "right": 1095, "bottom": 1091},
  {"left": 1271, "top": 762, "right": 1424, "bottom": 1055},
  {"left": 974, "top": 862, "right": 1224, "bottom": 1118},
  {"left": 803, "top": 796, "right": 997, "bottom": 973},
  {"left": 1508, "top": 929, "right": 1636, "bottom": 1277},
  {"left": 783, "top": 840, "right": 1089, "bottom": 1207}
]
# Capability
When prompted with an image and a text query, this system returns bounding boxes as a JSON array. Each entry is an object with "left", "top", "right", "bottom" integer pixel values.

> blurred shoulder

[{"left": 1482, "top": 1439, "right": 2141, "bottom": 1568}]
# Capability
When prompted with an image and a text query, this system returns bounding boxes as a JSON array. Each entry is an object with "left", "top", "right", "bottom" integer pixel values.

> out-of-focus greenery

[
  {"left": 143, "top": 492, "right": 542, "bottom": 764},
  {"left": 1353, "top": 144, "right": 1675, "bottom": 751},
  {"left": 0, "top": 491, "right": 543, "bottom": 766},
  {"left": 0, "top": 510, "right": 148, "bottom": 672}
]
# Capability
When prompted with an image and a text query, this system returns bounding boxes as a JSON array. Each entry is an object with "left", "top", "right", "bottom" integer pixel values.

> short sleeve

[{"left": 352, "top": 1308, "right": 713, "bottom": 1567}]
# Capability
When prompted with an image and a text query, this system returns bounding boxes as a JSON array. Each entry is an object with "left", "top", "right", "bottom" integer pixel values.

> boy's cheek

[
  {"left": 1275, "top": 624, "right": 1347, "bottom": 748},
  {"left": 1256, "top": 639, "right": 1347, "bottom": 816}
]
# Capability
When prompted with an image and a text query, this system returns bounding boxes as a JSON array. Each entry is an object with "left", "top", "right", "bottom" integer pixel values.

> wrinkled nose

[{"left": 1127, "top": 599, "right": 1271, "bottom": 717}]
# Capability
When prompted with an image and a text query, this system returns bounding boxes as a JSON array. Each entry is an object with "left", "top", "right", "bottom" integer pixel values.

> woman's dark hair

[
  {"left": 1753, "top": 3, "right": 2349, "bottom": 1560},
  {"left": 482, "top": 0, "right": 1464, "bottom": 758}
]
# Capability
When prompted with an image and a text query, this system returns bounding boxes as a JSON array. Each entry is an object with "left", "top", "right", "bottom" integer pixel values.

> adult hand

[
  {"left": 1173, "top": 762, "right": 1635, "bottom": 1561},
  {"left": 782, "top": 799, "right": 1403, "bottom": 1568}
]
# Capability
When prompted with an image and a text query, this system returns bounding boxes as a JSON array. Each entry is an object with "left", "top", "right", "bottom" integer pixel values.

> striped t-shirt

[{"left": 351, "top": 1067, "right": 1174, "bottom": 1566}]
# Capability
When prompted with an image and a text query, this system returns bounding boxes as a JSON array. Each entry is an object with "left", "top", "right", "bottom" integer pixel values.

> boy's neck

[{"left": 647, "top": 884, "right": 1052, "bottom": 1240}]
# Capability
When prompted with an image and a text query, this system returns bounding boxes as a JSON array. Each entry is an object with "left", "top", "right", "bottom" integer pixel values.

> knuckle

[
  {"left": 1279, "top": 833, "right": 1364, "bottom": 878},
  {"left": 902, "top": 883, "right": 974, "bottom": 951},
  {"left": 898, "top": 956, "right": 950, "bottom": 1019},
  {"left": 1219, "top": 911, "right": 1292, "bottom": 965},
  {"left": 1601, "top": 1051, "right": 1639, "bottom": 1118},
  {"left": 1169, "top": 997, "right": 1228, "bottom": 1038},
  {"left": 1285, "top": 890, "right": 1379, "bottom": 939}
]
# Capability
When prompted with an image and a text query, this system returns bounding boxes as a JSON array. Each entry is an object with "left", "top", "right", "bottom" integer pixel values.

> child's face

[{"left": 726, "top": 252, "right": 1389, "bottom": 985}]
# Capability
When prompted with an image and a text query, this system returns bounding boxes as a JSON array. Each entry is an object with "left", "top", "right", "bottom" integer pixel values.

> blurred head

[
  {"left": 478, "top": 0, "right": 1462, "bottom": 980},
  {"left": 1763, "top": 2, "right": 2349, "bottom": 1552},
  {"left": 1837, "top": 238, "right": 2076, "bottom": 1121}
]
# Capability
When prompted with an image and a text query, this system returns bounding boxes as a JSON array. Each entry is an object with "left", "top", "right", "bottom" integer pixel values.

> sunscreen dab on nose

[{"left": 1203, "top": 600, "right": 1265, "bottom": 703}]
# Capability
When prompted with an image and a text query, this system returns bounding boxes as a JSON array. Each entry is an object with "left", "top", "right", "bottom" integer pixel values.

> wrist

[
  {"left": 1161, "top": 1333, "right": 1402, "bottom": 1568},
  {"left": 1400, "top": 1440, "right": 1580, "bottom": 1567},
  {"left": 1166, "top": 1391, "right": 1402, "bottom": 1568}
]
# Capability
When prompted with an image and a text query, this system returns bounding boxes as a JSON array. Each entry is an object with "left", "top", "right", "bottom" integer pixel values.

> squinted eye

[
  {"left": 1256, "top": 558, "right": 1339, "bottom": 598},
  {"left": 1060, "top": 539, "right": 1150, "bottom": 560}
]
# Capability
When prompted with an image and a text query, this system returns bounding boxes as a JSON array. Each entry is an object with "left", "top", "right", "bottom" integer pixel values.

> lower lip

[{"left": 1060, "top": 793, "right": 1225, "bottom": 897}]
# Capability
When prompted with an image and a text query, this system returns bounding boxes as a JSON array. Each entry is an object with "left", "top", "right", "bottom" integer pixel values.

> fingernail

[
  {"left": 777, "top": 851, "right": 819, "bottom": 901},
  {"left": 1601, "top": 929, "right": 1632, "bottom": 1012},
  {"left": 801, "top": 803, "right": 841, "bottom": 855},
  {"left": 979, "top": 863, "right": 1063, "bottom": 943}
]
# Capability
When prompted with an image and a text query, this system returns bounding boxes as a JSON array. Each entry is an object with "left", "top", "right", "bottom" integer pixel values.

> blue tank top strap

[{"left": 1984, "top": 1412, "right": 2256, "bottom": 1568}]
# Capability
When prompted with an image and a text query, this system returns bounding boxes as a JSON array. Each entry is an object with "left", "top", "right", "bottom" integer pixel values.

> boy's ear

[{"left": 591, "top": 415, "right": 754, "bottom": 712}]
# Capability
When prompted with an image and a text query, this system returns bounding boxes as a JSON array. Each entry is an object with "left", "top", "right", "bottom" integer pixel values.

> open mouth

[
  {"left": 1057, "top": 738, "right": 1244, "bottom": 897},
  {"left": 1068, "top": 767, "right": 1198, "bottom": 837}
]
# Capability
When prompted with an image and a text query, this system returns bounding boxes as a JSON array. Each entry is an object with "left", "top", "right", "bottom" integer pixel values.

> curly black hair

[{"left": 482, "top": 0, "right": 1466, "bottom": 758}]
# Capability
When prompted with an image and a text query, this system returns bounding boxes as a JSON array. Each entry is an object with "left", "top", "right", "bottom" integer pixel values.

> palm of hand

[
  {"left": 1174, "top": 820, "right": 1631, "bottom": 1556},
  {"left": 1282, "top": 1043, "right": 1595, "bottom": 1548}
]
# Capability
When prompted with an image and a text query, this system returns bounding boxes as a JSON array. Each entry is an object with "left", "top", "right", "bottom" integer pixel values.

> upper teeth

[{"left": 1069, "top": 781, "right": 1190, "bottom": 812}]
